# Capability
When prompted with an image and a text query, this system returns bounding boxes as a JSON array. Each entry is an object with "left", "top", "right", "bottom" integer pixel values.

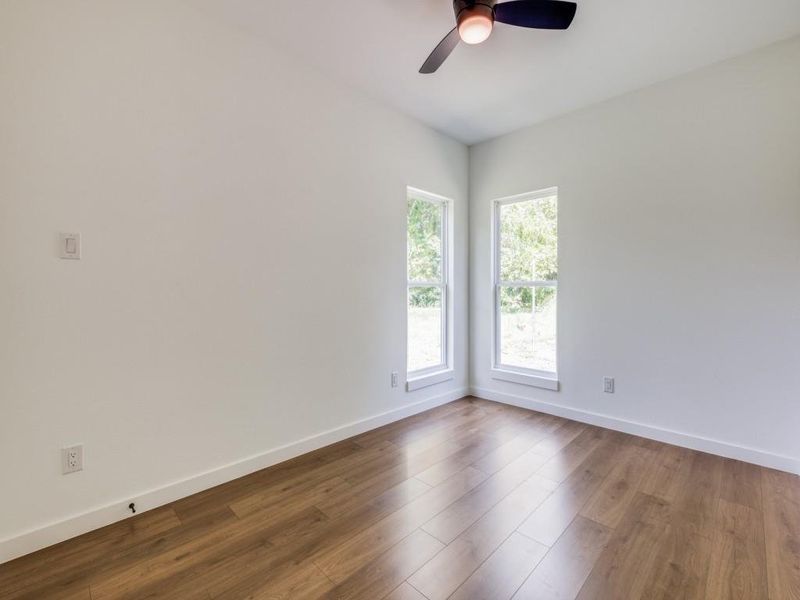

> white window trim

[
  {"left": 491, "top": 187, "right": 559, "bottom": 390},
  {"left": 407, "top": 368, "right": 455, "bottom": 391},
  {"left": 406, "top": 186, "right": 453, "bottom": 388},
  {"left": 490, "top": 368, "right": 559, "bottom": 391}
]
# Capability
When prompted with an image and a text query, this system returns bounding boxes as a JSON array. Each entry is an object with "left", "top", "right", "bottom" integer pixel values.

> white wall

[
  {"left": 470, "top": 38, "right": 800, "bottom": 472},
  {"left": 0, "top": 0, "right": 468, "bottom": 560}
]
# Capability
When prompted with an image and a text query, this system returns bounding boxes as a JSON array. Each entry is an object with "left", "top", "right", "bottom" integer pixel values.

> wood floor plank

[
  {"left": 170, "top": 441, "right": 363, "bottom": 523},
  {"left": 1, "top": 398, "right": 795, "bottom": 600},
  {"left": 588, "top": 453, "right": 724, "bottom": 600},
  {"left": 88, "top": 520, "right": 275, "bottom": 600},
  {"left": 576, "top": 493, "right": 674, "bottom": 600},
  {"left": 449, "top": 532, "right": 548, "bottom": 600},
  {"left": 474, "top": 408, "right": 557, "bottom": 445},
  {"left": 61, "top": 587, "right": 94, "bottom": 600},
  {"left": 408, "top": 475, "right": 554, "bottom": 600},
  {"left": 529, "top": 420, "right": 587, "bottom": 461},
  {"left": 471, "top": 415, "right": 562, "bottom": 475},
  {"left": 705, "top": 498, "right": 768, "bottom": 600},
  {"left": 517, "top": 438, "right": 620, "bottom": 546},
  {"left": 265, "top": 506, "right": 330, "bottom": 547},
  {"left": 208, "top": 477, "right": 441, "bottom": 599},
  {"left": 58, "top": 505, "right": 239, "bottom": 600},
  {"left": 536, "top": 427, "right": 607, "bottom": 484},
  {"left": 318, "top": 529, "right": 444, "bottom": 600},
  {"left": 316, "top": 475, "right": 431, "bottom": 522},
  {"left": 668, "top": 451, "right": 725, "bottom": 539},
  {"left": 639, "top": 443, "right": 693, "bottom": 502},
  {"left": 580, "top": 444, "right": 656, "bottom": 529},
  {"left": 313, "top": 466, "right": 488, "bottom": 583},
  {"left": 342, "top": 405, "right": 516, "bottom": 495},
  {"left": 0, "top": 506, "right": 183, "bottom": 598},
  {"left": 720, "top": 457, "right": 763, "bottom": 511},
  {"left": 89, "top": 500, "right": 331, "bottom": 599},
  {"left": 422, "top": 449, "right": 553, "bottom": 544},
  {"left": 9, "top": 582, "right": 94, "bottom": 600},
  {"left": 108, "top": 541, "right": 262, "bottom": 600},
  {"left": 346, "top": 408, "right": 514, "bottom": 485},
  {"left": 513, "top": 516, "right": 611, "bottom": 600},
  {"left": 338, "top": 410, "right": 511, "bottom": 494},
  {"left": 340, "top": 439, "right": 462, "bottom": 489},
  {"left": 228, "top": 476, "right": 352, "bottom": 519},
  {"left": 384, "top": 582, "right": 428, "bottom": 600},
  {"left": 191, "top": 532, "right": 333, "bottom": 599},
  {"left": 211, "top": 557, "right": 333, "bottom": 600},
  {"left": 213, "top": 472, "right": 464, "bottom": 598},
  {"left": 762, "top": 467, "right": 800, "bottom": 600},
  {"left": 353, "top": 400, "right": 492, "bottom": 450},
  {"left": 413, "top": 432, "right": 508, "bottom": 487},
  {"left": 635, "top": 520, "right": 714, "bottom": 600},
  {"left": 364, "top": 398, "right": 470, "bottom": 440}
]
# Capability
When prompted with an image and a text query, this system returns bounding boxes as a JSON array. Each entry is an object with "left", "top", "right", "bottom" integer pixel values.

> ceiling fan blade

[
  {"left": 419, "top": 27, "right": 460, "bottom": 74},
  {"left": 494, "top": 0, "right": 577, "bottom": 30}
]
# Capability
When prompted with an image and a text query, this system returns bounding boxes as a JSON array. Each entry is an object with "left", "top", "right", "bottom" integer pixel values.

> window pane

[
  {"left": 499, "top": 196, "right": 557, "bottom": 282},
  {"left": 499, "top": 286, "right": 556, "bottom": 373},
  {"left": 407, "top": 197, "right": 443, "bottom": 282},
  {"left": 408, "top": 287, "right": 442, "bottom": 372}
]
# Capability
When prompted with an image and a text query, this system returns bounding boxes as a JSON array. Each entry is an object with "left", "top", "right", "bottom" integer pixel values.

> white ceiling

[{"left": 193, "top": 0, "right": 800, "bottom": 144}]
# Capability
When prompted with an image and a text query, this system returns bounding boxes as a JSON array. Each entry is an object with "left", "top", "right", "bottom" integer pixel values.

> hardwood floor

[{"left": 1, "top": 397, "right": 798, "bottom": 599}]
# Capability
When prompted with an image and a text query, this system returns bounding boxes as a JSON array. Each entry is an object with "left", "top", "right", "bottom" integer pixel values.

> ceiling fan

[{"left": 420, "top": 0, "right": 577, "bottom": 73}]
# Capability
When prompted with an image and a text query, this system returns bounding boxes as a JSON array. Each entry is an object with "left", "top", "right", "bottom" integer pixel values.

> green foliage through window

[
  {"left": 408, "top": 196, "right": 443, "bottom": 307},
  {"left": 499, "top": 196, "right": 557, "bottom": 312}
]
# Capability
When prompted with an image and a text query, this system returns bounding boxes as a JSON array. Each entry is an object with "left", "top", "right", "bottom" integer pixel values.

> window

[
  {"left": 407, "top": 188, "right": 450, "bottom": 378},
  {"left": 493, "top": 188, "right": 558, "bottom": 384}
]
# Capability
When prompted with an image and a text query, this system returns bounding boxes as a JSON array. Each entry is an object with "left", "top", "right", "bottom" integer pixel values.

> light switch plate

[{"left": 59, "top": 232, "right": 81, "bottom": 259}]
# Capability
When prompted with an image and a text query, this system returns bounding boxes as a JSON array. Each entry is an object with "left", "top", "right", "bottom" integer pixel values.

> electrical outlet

[
  {"left": 391, "top": 372, "right": 399, "bottom": 388},
  {"left": 603, "top": 377, "right": 615, "bottom": 394},
  {"left": 62, "top": 445, "right": 83, "bottom": 474}
]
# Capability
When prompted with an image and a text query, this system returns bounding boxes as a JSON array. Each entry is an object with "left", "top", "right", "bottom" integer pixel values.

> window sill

[
  {"left": 406, "top": 369, "right": 454, "bottom": 392},
  {"left": 491, "top": 368, "right": 559, "bottom": 391}
]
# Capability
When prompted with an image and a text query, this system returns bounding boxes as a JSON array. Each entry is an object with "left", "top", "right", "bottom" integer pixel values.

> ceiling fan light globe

[{"left": 457, "top": 6, "right": 494, "bottom": 44}]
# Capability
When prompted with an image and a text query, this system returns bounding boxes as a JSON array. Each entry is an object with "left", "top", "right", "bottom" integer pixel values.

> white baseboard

[
  {"left": 471, "top": 386, "right": 800, "bottom": 476},
  {"left": 0, "top": 387, "right": 469, "bottom": 564}
]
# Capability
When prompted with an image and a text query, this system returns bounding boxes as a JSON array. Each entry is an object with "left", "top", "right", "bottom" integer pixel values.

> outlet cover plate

[{"left": 62, "top": 445, "right": 83, "bottom": 474}]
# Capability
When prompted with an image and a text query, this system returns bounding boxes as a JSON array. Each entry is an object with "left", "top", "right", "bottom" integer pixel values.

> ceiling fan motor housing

[{"left": 453, "top": 0, "right": 496, "bottom": 25}]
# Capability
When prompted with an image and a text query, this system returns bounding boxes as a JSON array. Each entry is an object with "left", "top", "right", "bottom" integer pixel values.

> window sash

[
  {"left": 407, "top": 284, "right": 448, "bottom": 375},
  {"left": 407, "top": 194, "right": 447, "bottom": 286},
  {"left": 497, "top": 280, "right": 558, "bottom": 287},
  {"left": 407, "top": 188, "right": 450, "bottom": 376},
  {"left": 492, "top": 189, "right": 558, "bottom": 377},
  {"left": 494, "top": 284, "right": 557, "bottom": 376}
]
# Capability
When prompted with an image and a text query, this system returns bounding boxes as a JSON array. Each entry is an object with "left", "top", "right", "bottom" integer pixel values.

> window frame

[
  {"left": 406, "top": 186, "right": 453, "bottom": 383},
  {"left": 491, "top": 187, "right": 559, "bottom": 389}
]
